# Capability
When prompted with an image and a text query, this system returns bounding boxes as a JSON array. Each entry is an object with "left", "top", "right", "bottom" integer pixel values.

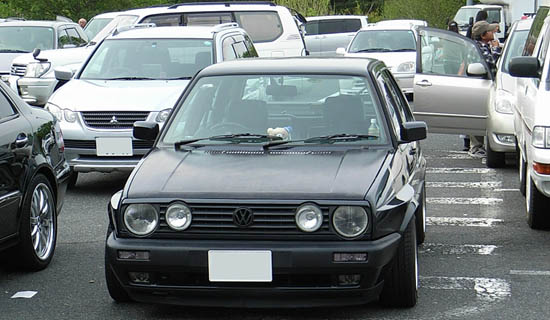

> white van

[{"left": 509, "top": 6, "right": 550, "bottom": 229}]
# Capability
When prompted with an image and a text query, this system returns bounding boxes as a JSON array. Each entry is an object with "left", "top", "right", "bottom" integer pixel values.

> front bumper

[
  {"left": 17, "top": 76, "right": 57, "bottom": 106},
  {"left": 105, "top": 233, "right": 402, "bottom": 307},
  {"left": 529, "top": 147, "right": 550, "bottom": 198}
]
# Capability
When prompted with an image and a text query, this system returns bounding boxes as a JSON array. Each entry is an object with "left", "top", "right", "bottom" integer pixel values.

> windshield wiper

[
  {"left": 303, "top": 134, "right": 378, "bottom": 144},
  {"left": 174, "top": 133, "right": 283, "bottom": 150},
  {"left": 168, "top": 76, "right": 193, "bottom": 80},
  {"left": 105, "top": 76, "right": 156, "bottom": 80},
  {"left": 390, "top": 48, "right": 416, "bottom": 52},
  {"left": 354, "top": 48, "right": 391, "bottom": 53},
  {"left": 0, "top": 49, "right": 29, "bottom": 53}
]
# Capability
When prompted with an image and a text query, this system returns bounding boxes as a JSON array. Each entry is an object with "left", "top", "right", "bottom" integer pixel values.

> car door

[
  {"left": 319, "top": 19, "right": 361, "bottom": 55},
  {"left": 413, "top": 27, "right": 492, "bottom": 135},
  {"left": 304, "top": 20, "right": 321, "bottom": 55},
  {"left": 0, "top": 86, "right": 30, "bottom": 241}
]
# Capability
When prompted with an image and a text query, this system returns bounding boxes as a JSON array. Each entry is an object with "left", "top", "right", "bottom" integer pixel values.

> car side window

[
  {"left": 305, "top": 20, "right": 318, "bottom": 36},
  {"left": 243, "top": 34, "right": 258, "bottom": 57},
  {"left": 536, "top": 25, "right": 550, "bottom": 72},
  {"left": 376, "top": 72, "right": 402, "bottom": 138},
  {"left": 222, "top": 37, "right": 237, "bottom": 61},
  {"left": 0, "top": 90, "right": 16, "bottom": 120},
  {"left": 381, "top": 70, "right": 414, "bottom": 122},
  {"left": 66, "top": 28, "right": 86, "bottom": 46},
  {"left": 184, "top": 12, "right": 233, "bottom": 26},
  {"left": 419, "top": 30, "right": 484, "bottom": 77},
  {"left": 142, "top": 14, "right": 182, "bottom": 26},
  {"left": 58, "top": 29, "right": 70, "bottom": 48}
]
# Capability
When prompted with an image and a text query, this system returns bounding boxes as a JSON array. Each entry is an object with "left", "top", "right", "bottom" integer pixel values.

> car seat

[
  {"left": 225, "top": 99, "right": 268, "bottom": 134},
  {"left": 323, "top": 95, "right": 367, "bottom": 134}
]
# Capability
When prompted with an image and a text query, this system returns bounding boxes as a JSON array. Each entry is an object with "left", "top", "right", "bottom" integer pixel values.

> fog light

[
  {"left": 118, "top": 250, "right": 150, "bottom": 260},
  {"left": 496, "top": 134, "right": 515, "bottom": 144},
  {"left": 333, "top": 252, "right": 367, "bottom": 262},
  {"left": 533, "top": 162, "right": 550, "bottom": 175},
  {"left": 129, "top": 272, "right": 150, "bottom": 284},
  {"left": 338, "top": 274, "right": 361, "bottom": 286}
]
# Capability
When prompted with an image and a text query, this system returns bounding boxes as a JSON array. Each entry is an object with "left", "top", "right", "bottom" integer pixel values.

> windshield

[
  {"left": 91, "top": 15, "right": 138, "bottom": 43},
  {"left": 84, "top": 17, "right": 113, "bottom": 40},
  {"left": 80, "top": 38, "right": 214, "bottom": 80},
  {"left": 0, "top": 26, "right": 54, "bottom": 52},
  {"left": 349, "top": 30, "right": 416, "bottom": 53},
  {"left": 454, "top": 8, "right": 480, "bottom": 26},
  {"left": 501, "top": 29, "right": 529, "bottom": 74},
  {"left": 162, "top": 74, "right": 388, "bottom": 145}
]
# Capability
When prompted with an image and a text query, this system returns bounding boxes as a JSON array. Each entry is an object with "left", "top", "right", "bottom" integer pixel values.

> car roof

[
  {"left": 361, "top": 23, "right": 416, "bottom": 31},
  {"left": 306, "top": 15, "right": 367, "bottom": 21},
  {"left": 199, "top": 57, "right": 378, "bottom": 76},
  {"left": 121, "top": 2, "right": 283, "bottom": 18},
  {"left": 108, "top": 24, "right": 242, "bottom": 39},
  {"left": 90, "top": 11, "right": 123, "bottom": 19},
  {"left": 0, "top": 20, "right": 77, "bottom": 27},
  {"left": 373, "top": 19, "right": 427, "bottom": 28}
]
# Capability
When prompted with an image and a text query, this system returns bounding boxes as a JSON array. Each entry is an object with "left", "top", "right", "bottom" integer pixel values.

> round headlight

[
  {"left": 295, "top": 204, "right": 323, "bottom": 232},
  {"left": 332, "top": 206, "right": 368, "bottom": 238},
  {"left": 123, "top": 204, "right": 159, "bottom": 236},
  {"left": 155, "top": 108, "right": 172, "bottom": 123},
  {"left": 165, "top": 203, "right": 192, "bottom": 231},
  {"left": 64, "top": 109, "right": 77, "bottom": 122}
]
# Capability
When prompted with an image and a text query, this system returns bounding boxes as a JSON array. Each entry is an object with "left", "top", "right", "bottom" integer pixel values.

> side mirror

[
  {"left": 466, "top": 63, "right": 487, "bottom": 76},
  {"left": 335, "top": 47, "right": 346, "bottom": 55},
  {"left": 509, "top": 56, "right": 540, "bottom": 78},
  {"left": 400, "top": 121, "right": 427, "bottom": 142},
  {"left": 32, "top": 48, "right": 47, "bottom": 62},
  {"left": 54, "top": 67, "right": 74, "bottom": 81},
  {"left": 133, "top": 121, "right": 159, "bottom": 141}
]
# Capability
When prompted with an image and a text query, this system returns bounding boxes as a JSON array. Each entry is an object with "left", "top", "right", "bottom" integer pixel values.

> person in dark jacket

[{"left": 466, "top": 10, "right": 488, "bottom": 39}]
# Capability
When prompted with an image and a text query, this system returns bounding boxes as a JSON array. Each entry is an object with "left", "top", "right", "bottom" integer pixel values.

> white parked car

[
  {"left": 337, "top": 20, "right": 426, "bottom": 101},
  {"left": 9, "top": 2, "right": 305, "bottom": 106},
  {"left": 83, "top": 11, "right": 121, "bottom": 40},
  {"left": 485, "top": 18, "right": 532, "bottom": 168},
  {"left": 509, "top": 7, "right": 550, "bottom": 229},
  {"left": 45, "top": 23, "right": 258, "bottom": 186},
  {"left": 304, "top": 15, "right": 368, "bottom": 56}
]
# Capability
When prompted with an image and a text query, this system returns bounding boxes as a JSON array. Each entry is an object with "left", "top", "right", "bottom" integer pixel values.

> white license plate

[
  {"left": 96, "top": 137, "right": 132, "bottom": 156},
  {"left": 208, "top": 250, "right": 272, "bottom": 282}
]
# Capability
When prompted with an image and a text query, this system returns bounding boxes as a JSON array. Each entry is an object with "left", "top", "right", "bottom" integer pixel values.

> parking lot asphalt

[{"left": 1, "top": 133, "right": 550, "bottom": 320}]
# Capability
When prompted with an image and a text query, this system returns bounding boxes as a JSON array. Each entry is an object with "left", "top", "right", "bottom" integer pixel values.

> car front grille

[
  {"left": 64, "top": 139, "right": 154, "bottom": 149},
  {"left": 153, "top": 203, "right": 334, "bottom": 239},
  {"left": 10, "top": 64, "right": 27, "bottom": 76},
  {"left": 81, "top": 111, "right": 149, "bottom": 129}
]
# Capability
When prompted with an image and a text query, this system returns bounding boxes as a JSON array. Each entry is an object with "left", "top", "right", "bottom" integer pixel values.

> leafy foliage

[{"left": 381, "top": 0, "right": 465, "bottom": 28}]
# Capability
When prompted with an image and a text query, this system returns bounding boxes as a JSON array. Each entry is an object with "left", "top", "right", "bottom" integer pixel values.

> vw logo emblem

[
  {"left": 110, "top": 116, "right": 119, "bottom": 124},
  {"left": 233, "top": 207, "right": 254, "bottom": 227}
]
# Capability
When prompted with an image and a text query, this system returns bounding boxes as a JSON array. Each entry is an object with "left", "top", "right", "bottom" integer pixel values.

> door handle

[
  {"left": 415, "top": 80, "right": 432, "bottom": 87},
  {"left": 15, "top": 133, "right": 28, "bottom": 148}
]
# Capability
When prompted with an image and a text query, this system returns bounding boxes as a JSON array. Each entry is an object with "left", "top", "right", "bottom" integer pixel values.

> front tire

[
  {"left": 486, "top": 138, "right": 505, "bottom": 168},
  {"left": 415, "top": 188, "right": 426, "bottom": 245},
  {"left": 526, "top": 169, "right": 550, "bottom": 229},
  {"left": 379, "top": 220, "right": 418, "bottom": 308},
  {"left": 518, "top": 148, "right": 526, "bottom": 196},
  {"left": 9, "top": 174, "right": 57, "bottom": 271}
]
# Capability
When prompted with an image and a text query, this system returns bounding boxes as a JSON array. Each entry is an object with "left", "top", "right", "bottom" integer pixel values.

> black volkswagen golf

[
  {"left": 0, "top": 81, "right": 70, "bottom": 270},
  {"left": 105, "top": 57, "right": 427, "bottom": 308}
]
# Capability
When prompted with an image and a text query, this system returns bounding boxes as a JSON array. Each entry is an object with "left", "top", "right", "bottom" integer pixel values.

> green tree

[{"left": 381, "top": 0, "right": 465, "bottom": 29}]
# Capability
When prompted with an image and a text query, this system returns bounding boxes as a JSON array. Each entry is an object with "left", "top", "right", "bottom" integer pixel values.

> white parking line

[
  {"left": 420, "top": 276, "right": 511, "bottom": 302},
  {"left": 420, "top": 244, "right": 499, "bottom": 255},
  {"left": 427, "top": 181, "right": 502, "bottom": 188},
  {"left": 427, "top": 168, "right": 496, "bottom": 174},
  {"left": 427, "top": 217, "right": 503, "bottom": 227},
  {"left": 427, "top": 197, "right": 503, "bottom": 205},
  {"left": 510, "top": 270, "right": 550, "bottom": 276}
]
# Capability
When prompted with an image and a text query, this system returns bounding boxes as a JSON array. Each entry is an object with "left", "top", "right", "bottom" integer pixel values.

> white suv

[
  {"left": 304, "top": 15, "right": 368, "bottom": 56},
  {"left": 9, "top": 2, "right": 305, "bottom": 106},
  {"left": 509, "top": 7, "right": 550, "bottom": 229},
  {"left": 45, "top": 23, "right": 257, "bottom": 186}
]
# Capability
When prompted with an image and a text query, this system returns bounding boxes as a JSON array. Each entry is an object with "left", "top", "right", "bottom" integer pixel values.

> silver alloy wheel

[{"left": 30, "top": 183, "right": 55, "bottom": 260}]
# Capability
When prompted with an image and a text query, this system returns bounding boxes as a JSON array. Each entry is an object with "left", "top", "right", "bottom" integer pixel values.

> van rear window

[{"left": 234, "top": 11, "right": 283, "bottom": 42}]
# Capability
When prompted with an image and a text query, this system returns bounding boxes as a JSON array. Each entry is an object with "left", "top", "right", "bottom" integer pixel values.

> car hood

[
  {"left": 128, "top": 147, "right": 389, "bottom": 200},
  {"left": 10, "top": 46, "right": 93, "bottom": 69},
  {"left": 0, "top": 52, "right": 25, "bottom": 73},
  {"left": 49, "top": 79, "right": 190, "bottom": 111},
  {"left": 345, "top": 51, "right": 415, "bottom": 69}
]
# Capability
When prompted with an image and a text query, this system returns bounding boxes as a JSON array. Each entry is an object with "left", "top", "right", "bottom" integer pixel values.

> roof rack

[
  {"left": 112, "top": 23, "right": 156, "bottom": 36},
  {"left": 212, "top": 22, "right": 239, "bottom": 32},
  {"left": 168, "top": 1, "right": 275, "bottom": 9}
]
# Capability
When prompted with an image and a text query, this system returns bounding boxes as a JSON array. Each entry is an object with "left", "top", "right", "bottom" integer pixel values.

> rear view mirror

[
  {"left": 509, "top": 56, "right": 540, "bottom": 78},
  {"left": 400, "top": 121, "right": 427, "bottom": 142},
  {"left": 336, "top": 47, "right": 346, "bottom": 55},
  {"left": 466, "top": 63, "right": 487, "bottom": 76},
  {"left": 54, "top": 67, "right": 74, "bottom": 81},
  {"left": 134, "top": 121, "right": 159, "bottom": 141},
  {"left": 266, "top": 85, "right": 297, "bottom": 97}
]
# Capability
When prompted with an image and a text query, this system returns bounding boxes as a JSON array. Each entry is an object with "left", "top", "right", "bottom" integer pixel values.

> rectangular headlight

[{"left": 532, "top": 126, "right": 546, "bottom": 148}]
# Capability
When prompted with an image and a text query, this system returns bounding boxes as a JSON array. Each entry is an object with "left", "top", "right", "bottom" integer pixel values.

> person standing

[{"left": 78, "top": 18, "right": 87, "bottom": 28}]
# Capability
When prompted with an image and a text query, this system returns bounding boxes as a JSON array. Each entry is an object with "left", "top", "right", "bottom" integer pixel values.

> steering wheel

[{"left": 209, "top": 122, "right": 249, "bottom": 134}]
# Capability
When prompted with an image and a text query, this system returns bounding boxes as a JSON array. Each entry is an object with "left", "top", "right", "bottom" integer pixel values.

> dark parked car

[
  {"left": 105, "top": 57, "right": 427, "bottom": 307},
  {"left": 0, "top": 81, "right": 69, "bottom": 270}
]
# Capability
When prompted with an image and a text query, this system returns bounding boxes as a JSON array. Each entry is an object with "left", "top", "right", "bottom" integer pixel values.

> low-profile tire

[
  {"left": 8, "top": 174, "right": 57, "bottom": 271},
  {"left": 486, "top": 138, "right": 505, "bottom": 168},
  {"left": 525, "top": 169, "right": 550, "bottom": 229},
  {"left": 518, "top": 149, "right": 526, "bottom": 197},
  {"left": 67, "top": 171, "right": 78, "bottom": 189},
  {"left": 415, "top": 188, "right": 426, "bottom": 245},
  {"left": 379, "top": 220, "right": 418, "bottom": 308},
  {"left": 105, "top": 229, "right": 131, "bottom": 302}
]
